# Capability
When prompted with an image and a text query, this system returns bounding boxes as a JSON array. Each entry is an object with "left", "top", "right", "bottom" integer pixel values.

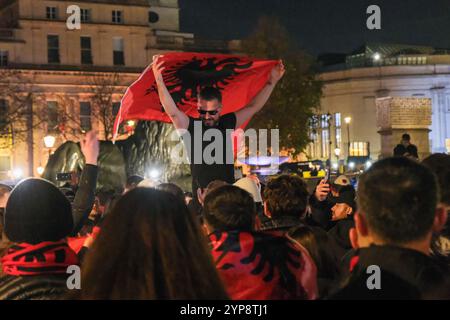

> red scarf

[{"left": 1, "top": 241, "right": 79, "bottom": 276}]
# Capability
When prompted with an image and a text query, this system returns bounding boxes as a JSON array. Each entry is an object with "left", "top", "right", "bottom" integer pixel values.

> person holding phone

[{"left": 308, "top": 175, "right": 352, "bottom": 230}]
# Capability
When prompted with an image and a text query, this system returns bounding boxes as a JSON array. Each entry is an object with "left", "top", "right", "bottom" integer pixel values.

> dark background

[{"left": 180, "top": 0, "right": 450, "bottom": 55}]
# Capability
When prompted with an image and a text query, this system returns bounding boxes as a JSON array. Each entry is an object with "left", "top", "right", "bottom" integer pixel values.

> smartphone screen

[{"left": 56, "top": 172, "right": 72, "bottom": 181}]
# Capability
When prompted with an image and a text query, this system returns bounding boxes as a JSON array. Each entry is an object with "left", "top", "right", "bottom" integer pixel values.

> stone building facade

[{"left": 0, "top": 0, "right": 240, "bottom": 179}]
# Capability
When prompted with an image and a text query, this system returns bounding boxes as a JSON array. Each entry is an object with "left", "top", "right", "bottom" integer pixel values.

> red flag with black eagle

[{"left": 113, "top": 52, "right": 278, "bottom": 139}]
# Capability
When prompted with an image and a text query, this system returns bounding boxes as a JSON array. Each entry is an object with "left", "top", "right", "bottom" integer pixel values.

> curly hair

[{"left": 263, "top": 175, "right": 309, "bottom": 218}]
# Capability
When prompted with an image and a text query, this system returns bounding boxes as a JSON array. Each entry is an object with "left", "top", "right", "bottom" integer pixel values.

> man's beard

[{"left": 203, "top": 119, "right": 218, "bottom": 127}]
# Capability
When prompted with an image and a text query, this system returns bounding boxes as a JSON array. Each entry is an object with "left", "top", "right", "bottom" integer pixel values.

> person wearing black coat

[
  {"left": 329, "top": 157, "right": 450, "bottom": 299},
  {"left": 0, "top": 131, "right": 99, "bottom": 300}
]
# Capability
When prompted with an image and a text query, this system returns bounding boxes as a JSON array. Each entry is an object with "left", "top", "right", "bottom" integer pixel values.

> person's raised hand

[
  {"left": 269, "top": 60, "right": 285, "bottom": 84},
  {"left": 80, "top": 130, "right": 99, "bottom": 166},
  {"left": 152, "top": 55, "right": 165, "bottom": 82},
  {"left": 314, "top": 179, "right": 330, "bottom": 202}
]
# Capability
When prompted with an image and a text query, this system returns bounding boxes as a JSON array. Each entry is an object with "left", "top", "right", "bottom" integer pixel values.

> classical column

[{"left": 430, "top": 87, "right": 448, "bottom": 153}]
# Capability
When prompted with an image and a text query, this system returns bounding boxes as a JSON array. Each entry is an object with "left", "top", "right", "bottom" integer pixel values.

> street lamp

[
  {"left": 372, "top": 52, "right": 381, "bottom": 62},
  {"left": 334, "top": 148, "right": 341, "bottom": 158},
  {"left": 37, "top": 166, "right": 45, "bottom": 175},
  {"left": 44, "top": 135, "right": 56, "bottom": 160},
  {"left": 344, "top": 117, "right": 351, "bottom": 161}
]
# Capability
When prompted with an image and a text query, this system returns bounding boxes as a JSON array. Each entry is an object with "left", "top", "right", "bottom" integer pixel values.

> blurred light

[
  {"left": 149, "top": 168, "right": 160, "bottom": 179},
  {"left": 334, "top": 148, "right": 341, "bottom": 157},
  {"left": 365, "top": 160, "right": 372, "bottom": 169},
  {"left": 127, "top": 120, "right": 136, "bottom": 127},
  {"left": 332, "top": 162, "right": 339, "bottom": 170},
  {"left": 373, "top": 52, "right": 381, "bottom": 61},
  {"left": 348, "top": 162, "right": 355, "bottom": 170},
  {"left": 43, "top": 135, "right": 56, "bottom": 148},
  {"left": 37, "top": 166, "right": 44, "bottom": 175},
  {"left": 344, "top": 117, "right": 352, "bottom": 124},
  {"left": 12, "top": 168, "right": 23, "bottom": 179}
]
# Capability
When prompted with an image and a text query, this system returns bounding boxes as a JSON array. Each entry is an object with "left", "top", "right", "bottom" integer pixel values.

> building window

[
  {"left": 112, "top": 10, "right": 123, "bottom": 24},
  {"left": 47, "top": 101, "right": 58, "bottom": 132},
  {"left": 334, "top": 113, "right": 341, "bottom": 149},
  {"left": 349, "top": 142, "right": 370, "bottom": 157},
  {"left": 80, "top": 9, "right": 91, "bottom": 23},
  {"left": 0, "top": 51, "right": 8, "bottom": 66},
  {"left": 112, "top": 102, "right": 121, "bottom": 116},
  {"left": 80, "top": 102, "right": 92, "bottom": 132},
  {"left": 113, "top": 37, "right": 124, "bottom": 66},
  {"left": 308, "top": 132, "right": 318, "bottom": 159},
  {"left": 320, "top": 114, "right": 330, "bottom": 128},
  {"left": 0, "top": 156, "right": 11, "bottom": 172},
  {"left": 80, "top": 36, "right": 92, "bottom": 64},
  {"left": 47, "top": 35, "right": 60, "bottom": 64},
  {"left": 46, "top": 6, "right": 57, "bottom": 20},
  {"left": 0, "top": 99, "right": 8, "bottom": 133},
  {"left": 321, "top": 129, "right": 330, "bottom": 158}
]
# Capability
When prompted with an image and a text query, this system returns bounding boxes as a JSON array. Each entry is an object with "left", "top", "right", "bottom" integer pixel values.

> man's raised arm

[
  {"left": 152, "top": 55, "right": 189, "bottom": 131},
  {"left": 235, "top": 60, "right": 285, "bottom": 128}
]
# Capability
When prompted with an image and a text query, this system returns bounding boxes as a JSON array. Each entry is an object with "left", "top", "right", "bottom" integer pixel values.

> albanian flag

[{"left": 113, "top": 52, "right": 278, "bottom": 139}]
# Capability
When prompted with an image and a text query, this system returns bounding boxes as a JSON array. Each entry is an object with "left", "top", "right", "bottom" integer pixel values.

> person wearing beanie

[
  {"left": 0, "top": 178, "right": 78, "bottom": 300},
  {"left": 0, "top": 131, "right": 99, "bottom": 300}
]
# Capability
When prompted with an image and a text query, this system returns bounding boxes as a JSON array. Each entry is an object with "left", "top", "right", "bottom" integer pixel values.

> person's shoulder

[{"left": 328, "top": 270, "right": 421, "bottom": 300}]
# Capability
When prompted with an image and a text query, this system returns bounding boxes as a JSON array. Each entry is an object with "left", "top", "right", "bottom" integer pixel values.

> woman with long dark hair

[{"left": 74, "top": 187, "right": 228, "bottom": 299}]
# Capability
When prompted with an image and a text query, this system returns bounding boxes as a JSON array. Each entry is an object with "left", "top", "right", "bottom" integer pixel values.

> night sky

[{"left": 180, "top": 0, "right": 450, "bottom": 55}]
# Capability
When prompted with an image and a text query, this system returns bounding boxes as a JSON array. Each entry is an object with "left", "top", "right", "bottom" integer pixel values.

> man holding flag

[{"left": 151, "top": 54, "right": 285, "bottom": 199}]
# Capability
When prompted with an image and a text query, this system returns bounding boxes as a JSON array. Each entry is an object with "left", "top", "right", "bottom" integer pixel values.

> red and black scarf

[{"left": 1, "top": 241, "right": 79, "bottom": 276}]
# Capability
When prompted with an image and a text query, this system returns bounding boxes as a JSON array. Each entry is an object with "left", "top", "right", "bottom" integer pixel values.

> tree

[
  {"left": 51, "top": 73, "right": 124, "bottom": 141},
  {"left": 0, "top": 69, "right": 46, "bottom": 150},
  {"left": 242, "top": 16, "right": 323, "bottom": 156},
  {"left": 89, "top": 73, "right": 122, "bottom": 140}
]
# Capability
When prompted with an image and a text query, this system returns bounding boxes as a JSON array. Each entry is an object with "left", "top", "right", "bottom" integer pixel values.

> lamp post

[
  {"left": 43, "top": 135, "right": 56, "bottom": 161},
  {"left": 344, "top": 117, "right": 351, "bottom": 161},
  {"left": 334, "top": 147, "right": 341, "bottom": 160}
]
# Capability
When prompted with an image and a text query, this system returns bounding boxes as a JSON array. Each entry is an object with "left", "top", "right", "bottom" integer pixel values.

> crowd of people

[{"left": 0, "top": 130, "right": 448, "bottom": 300}]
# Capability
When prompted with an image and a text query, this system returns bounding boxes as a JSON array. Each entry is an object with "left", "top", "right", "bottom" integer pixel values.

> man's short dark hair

[
  {"left": 203, "top": 185, "right": 255, "bottom": 231},
  {"left": 263, "top": 175, "right": 309, "bottom": 218},
  {"left": 198, "top": 87, "right": 222, "bottom": 103},
  {"left": 402, "top": 133, "right": 411, "bottom": 141},
  {"left": 357, "top": 157, "right": 438, "bottom": 244},
  {"left": 422, "top": 153, "right": 450, "bottom": 206}
]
